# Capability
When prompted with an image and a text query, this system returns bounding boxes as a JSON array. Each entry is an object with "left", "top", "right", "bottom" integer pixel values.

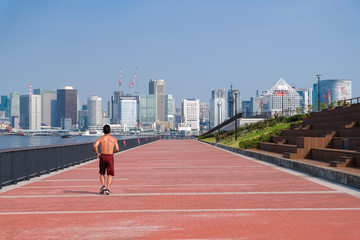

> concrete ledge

[{"left": 200, "top": 141, "right": 360, "bottom": 189}]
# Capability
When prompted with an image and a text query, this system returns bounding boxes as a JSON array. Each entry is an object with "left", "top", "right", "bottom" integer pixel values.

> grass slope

[{"left": 199, "top": 115, "right": 303, "bottom": 149}]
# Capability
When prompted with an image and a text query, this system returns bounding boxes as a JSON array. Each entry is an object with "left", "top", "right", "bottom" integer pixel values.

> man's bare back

[{"left": 93, "top": 134, "right": 119, "bottom": 156}]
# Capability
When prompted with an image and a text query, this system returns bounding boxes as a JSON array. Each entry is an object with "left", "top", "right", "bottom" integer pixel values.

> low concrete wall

[{"left": 201, "top": 141, "right": 360, "bottom": 189}]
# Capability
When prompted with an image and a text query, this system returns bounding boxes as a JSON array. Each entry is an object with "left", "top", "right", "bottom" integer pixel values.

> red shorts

[{"left": 99, "top": 154, "right": 114, "bottom": 176}]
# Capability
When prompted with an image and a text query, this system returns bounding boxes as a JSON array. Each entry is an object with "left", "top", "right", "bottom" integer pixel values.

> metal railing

[
  {"left": 341, "top": 97, "right": 360, "bottom": 105},
  {"left": 161, "top": 135, "right": 196, "bottom": 140},
  {"left": 0, "top": 136, "right": 159, "bottom": 189},
  {"left": 202, "top": 112, "right": 243, "bottom": 136}
]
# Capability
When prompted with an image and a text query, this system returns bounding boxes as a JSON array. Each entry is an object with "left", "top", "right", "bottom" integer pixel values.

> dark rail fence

[
  {"left": 161, "top": 135, "right": 197, "bottom": 140},
  {"left": 342, "top": 97, "right": 360, "bottom": 105},
  {"left": 0, "top": 136, "right": 160, "bottom": 189}
]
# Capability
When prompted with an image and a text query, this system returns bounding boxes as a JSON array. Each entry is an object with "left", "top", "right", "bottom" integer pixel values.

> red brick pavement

[{"left": 0, "top": 140, "right": 359, "bottom": 239}]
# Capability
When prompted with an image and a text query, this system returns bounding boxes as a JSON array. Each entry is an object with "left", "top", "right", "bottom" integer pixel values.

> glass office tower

[
  {"left": 139, "top": 94, "right": 156, "bottom": 126},
  {"left": 312, "top": 79, "right": 352, "bottom": 107},
  {"left": 57, "top": 87, "right": 77, "bottom": 128},
  {"left": 119, "top": 96, "right": 138, "bottom": 128}
]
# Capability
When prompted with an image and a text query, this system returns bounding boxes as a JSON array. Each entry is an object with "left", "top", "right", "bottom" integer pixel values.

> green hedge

[{"left": 238, "top": 128, "right": 283, "bottom": 149}]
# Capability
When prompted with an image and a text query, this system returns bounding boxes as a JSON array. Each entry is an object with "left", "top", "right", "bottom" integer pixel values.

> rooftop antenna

[{"left": 29, "top": 83, "right": 32, "bottom": 96}]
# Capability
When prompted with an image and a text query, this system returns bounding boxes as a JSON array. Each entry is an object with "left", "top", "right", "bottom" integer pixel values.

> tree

[{"left": 337, "top": 100, "right": 345, "bottom": 106}]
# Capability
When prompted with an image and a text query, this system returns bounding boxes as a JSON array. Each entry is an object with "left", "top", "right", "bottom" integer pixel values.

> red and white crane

[{"left": 129, "top": 66, "right": 138, "bottom": 89}]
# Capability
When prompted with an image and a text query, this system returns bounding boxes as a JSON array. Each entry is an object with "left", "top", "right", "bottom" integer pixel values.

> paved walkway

[{"left": 0, "top": 140, "right": 360, "bottom": 239}]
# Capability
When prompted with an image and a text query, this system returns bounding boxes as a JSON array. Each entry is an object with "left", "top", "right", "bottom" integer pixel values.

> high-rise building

[
  {"left": 312, "top": 79, "right": 352, "bottom": 108},
  {"left": 118, "top": 96, "right": 139, "bottom": 128},
  {"left": 241, "top": 100, "right": 251, "bottom": 118},
  {"left": 149, "top": 79, "right": 165, "bottom": 121},
  {"left": 210, "top": 89, "right": 226, "bottom": 128},
  {"left": 165, "top": 94, "right": 175, "bottom": 117},
  {"left": 19, "top": 94, "right": 41, "bottom": 130},
  {"left": 296, "top": 88, "right": 312, "bottom": 113},
  {"left": 33, "top": 89, "right": 57, "bottom": 127},
  {"left": 10, "top": 92, "right": 20, "bottom": 127},
  {"left": 227, "top": 86, "right": 241, "bottom": 118},
  {"left": 20, "top": 95, "right": 29, "bottom": 129},
  {"left": 165, "top": 94, "right": 175, "bottom": 128},
  {"left": 78, "top": 104, "right": 88, "bottom": 131},
  {"left": 0, "top": 95, "right": 9, "bottom": 117},
  {"left": 107, "top": 101, "right": 111, "bottom": 119},
  {"left": 262, "top": 78, "right": 301, "bottom": 116},
  {"left": 139, "top": 94, "right": 156, "bottom": 126},
  {"left": 29, "top": 94, "right": 41, "bottom": 130},
  {"left": 57, "top": 86, "right": 77, "bottom": 128},
  {"left": 199, "top": 103, "right": 210, "bottom": 130},
  {"left": 87, "top": 95, "right": 102, "bottom": 127},
  {"left": 182, "top": 98, "right": 200, "bottom": 131},
  {"left": 110, "top": 91, "right": 124, "bottom": 124}
]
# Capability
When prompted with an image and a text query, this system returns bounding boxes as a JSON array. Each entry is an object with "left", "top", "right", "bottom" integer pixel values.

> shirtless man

[{"left": 93, "top": 125, "right": 119, "bottom": 195}]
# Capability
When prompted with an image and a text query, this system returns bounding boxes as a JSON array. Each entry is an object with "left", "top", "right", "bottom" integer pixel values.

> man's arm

[
  {"left": 114, "top": 138, "right": 119, "bottom": 153},
  {"left": 93, "top": 139, "right": 101, "bottom": 158}
]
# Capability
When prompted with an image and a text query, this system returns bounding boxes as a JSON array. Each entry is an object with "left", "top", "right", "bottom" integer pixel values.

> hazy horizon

[{"left": 1, "top": 0, "right": 359, "bottom": 106}]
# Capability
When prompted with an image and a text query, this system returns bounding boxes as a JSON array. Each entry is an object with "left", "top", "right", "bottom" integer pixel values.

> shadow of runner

[{"left": 63, "top": 190, "right": 99, "bottom": 195}]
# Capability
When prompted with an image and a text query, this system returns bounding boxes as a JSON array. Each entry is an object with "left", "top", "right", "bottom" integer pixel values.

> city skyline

[
  {"left": 0, "top": 78, "right": 353, "bottom": 132},
  {"left": 0, "top": 0, "right": 359, "bottom": 105}
]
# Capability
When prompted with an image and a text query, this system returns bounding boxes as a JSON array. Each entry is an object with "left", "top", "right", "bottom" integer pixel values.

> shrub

[
  {"left": 238, "top": 128, "right": 284, "bottom": 149},
  {"left": 286, "top": 114, "right": 303, "bottom": 123}
]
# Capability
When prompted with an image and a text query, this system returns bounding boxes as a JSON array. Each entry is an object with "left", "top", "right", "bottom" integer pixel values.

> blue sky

[{"left": 0, "top": 0, "right": 359, "bottom": 107}]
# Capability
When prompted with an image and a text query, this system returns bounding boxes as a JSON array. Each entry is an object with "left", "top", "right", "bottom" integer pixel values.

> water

[{"left": 0, "top": 135, "right": 139, "bottom": 151}]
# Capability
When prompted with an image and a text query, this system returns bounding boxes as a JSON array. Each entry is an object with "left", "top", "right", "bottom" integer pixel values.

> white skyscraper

[
  {"left": 119, "top": 96, "right": 138, "bottom": 128},
  {"left": 182, "top": 98, "right": 200, "bottom": 131},
  {"left": 87, "top": 95, "right": 102, "bottom": 127},
  {"left": 29, "top": 95, "right": 41, "bottom": 130},
  {"left": 210, "top": 89, "right": 226, "bottom": 128}
]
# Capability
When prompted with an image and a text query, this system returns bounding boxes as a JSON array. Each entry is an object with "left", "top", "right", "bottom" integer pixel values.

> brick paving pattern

[{"left": 0, "top": 140, "right": 359, "bottom": 239}]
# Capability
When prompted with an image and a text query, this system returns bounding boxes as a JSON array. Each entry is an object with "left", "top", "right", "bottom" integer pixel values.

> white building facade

[
  {"left": 29, "top": 94, "right": 41, "bottom": 130},
  {"left": 296, "top": 88, "right": 312, "bottom": 113},
  {"left": 262, "top": 78, "right": 301, "bottom": 116},
  {"left": 182, "top": 98, "right": 200, "bottom": 132},
  {"left": 119, "top": 97, "right": 138, "bottom": 128},
  {"left": 87, "top": 95, "right": 102, "bottom": 127}
]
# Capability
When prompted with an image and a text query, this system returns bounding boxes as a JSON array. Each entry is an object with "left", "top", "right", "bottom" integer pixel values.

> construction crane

[
  {"left": 129, "top": 66, "right": 138, "bottom": 89},
  {"left": 118, "top": 68, "right": 122, "bottom": 87}
]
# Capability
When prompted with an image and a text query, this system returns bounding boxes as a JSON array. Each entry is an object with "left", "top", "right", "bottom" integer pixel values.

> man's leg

[
  {"left": 100, "top": 174, "right": 105, "bottom": 186},
  {"left": 99, "top": 174, "right": 107, "bottom": 194},
  {"left": 107, "top": 175, "right": 113, "bottom": 190}
]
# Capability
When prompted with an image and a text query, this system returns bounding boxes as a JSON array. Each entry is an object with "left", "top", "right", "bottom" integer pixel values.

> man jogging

[{"left": 93, "top": 124, "right": 119, "bottom": 195}]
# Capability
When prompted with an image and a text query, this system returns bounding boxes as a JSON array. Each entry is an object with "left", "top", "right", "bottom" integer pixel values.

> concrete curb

[{"left": 200, "top": 141, "right": 360, "bottom": 189}]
